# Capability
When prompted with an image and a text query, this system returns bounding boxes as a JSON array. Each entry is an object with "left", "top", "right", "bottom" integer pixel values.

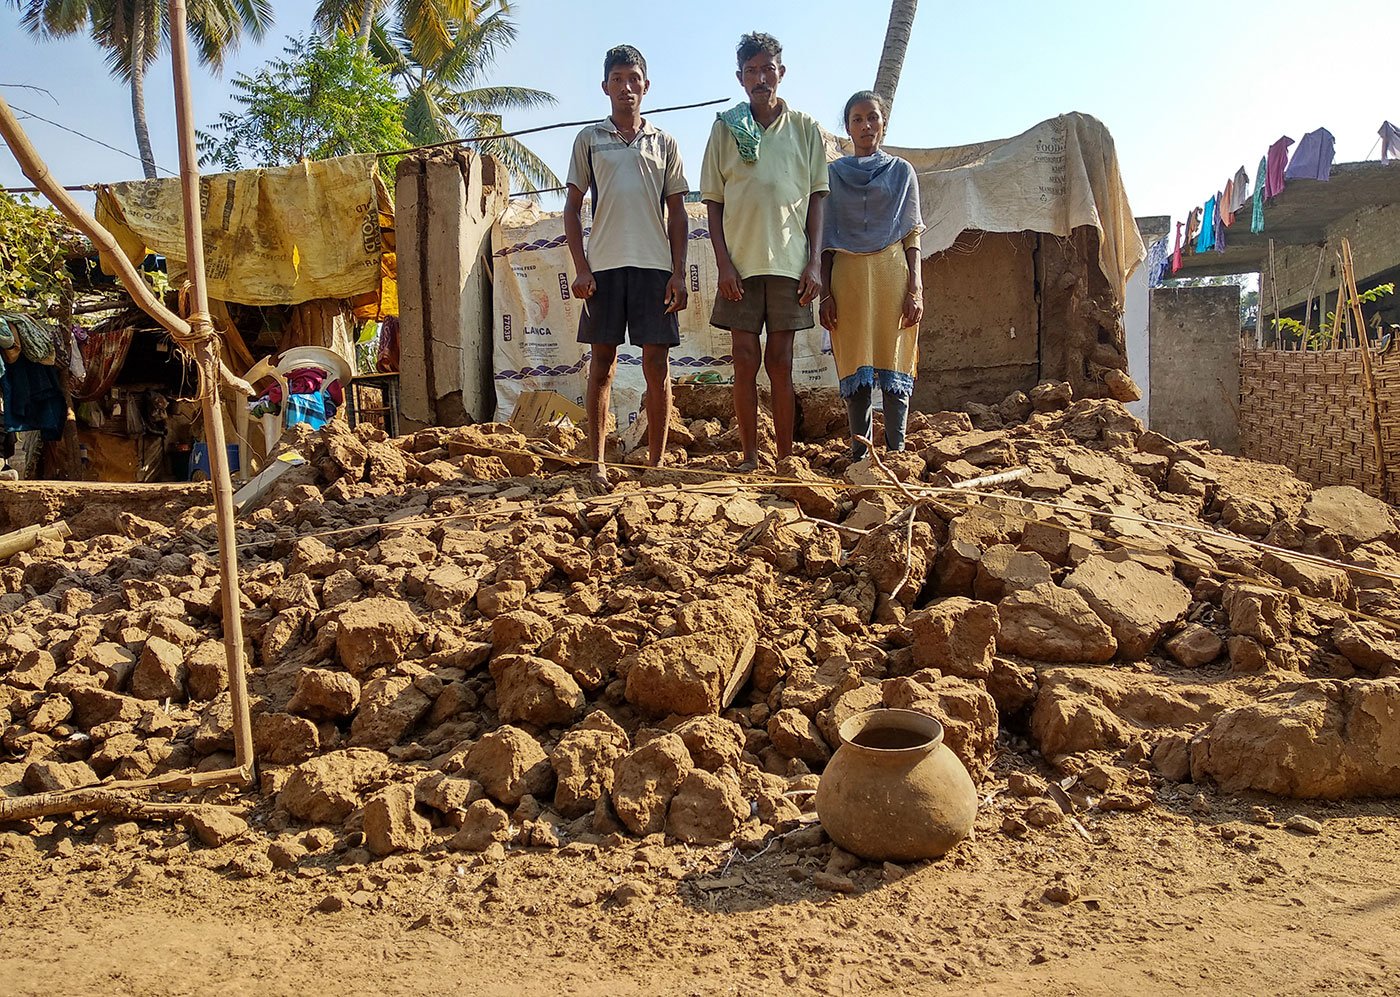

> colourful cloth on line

[
  {"left": 1285, "top": 127, "right": 1336, "bottom": 181},
  {"left": 1265, "top": 135, "right": 1294, "bottom": 199},
  {"left": 1195, "top": 197, "right": 1216, "bottom": 253},
  {"left": 1251, "top": 157, "right": 1267, "bottom": 234}
]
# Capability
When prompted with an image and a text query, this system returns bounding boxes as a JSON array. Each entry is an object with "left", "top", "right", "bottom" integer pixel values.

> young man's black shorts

[{"left": 577, "top": 266, "right": 680, "bottom": 347}]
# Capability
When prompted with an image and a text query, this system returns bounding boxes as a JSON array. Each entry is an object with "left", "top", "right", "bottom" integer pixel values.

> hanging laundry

[
  {"left": 0, "top": 353, "right": 66, "bottom": 441},
  {"left": 1222, "top": 180, "right": 1236, "bottom": 227},
  {"left": 1229, "top": 166, "right": 1250, "bottom": 213},
  {"left": 64, "top": 327, "right": 87, "bottom": 386},
  {"left": 1172, "top": 220, "right": 1185, "bottom": 273},
  {"left": 0, "top": 318, "right": 17, "bottom": 365},
  {"left": 1195, "top": 197, "right": 1217, "bottom": 253},
  {"left": 1145, "top": 235, "right": 1170, "bottom": 288},
  {"left": 1212, "top": 193, "right": 1226, "bottom": 252},
  {"left": 1, "top": 314, "right": 56, "bottom": 365},
  {"left": 1185, "top": 207, "right": 1202, "bottom": 252},
  {"left": 1285, "top": 127, "right": 1336, "bottom": 181},
  {"left": 1265, "top": 136, "right": 1294, "bottom": 199},
  {"left": 1380, "top": 121, "right": 1400, "bottom": 164},
  {"left": 1251, "top": 157, "right": 1267, "bottom": 234}
]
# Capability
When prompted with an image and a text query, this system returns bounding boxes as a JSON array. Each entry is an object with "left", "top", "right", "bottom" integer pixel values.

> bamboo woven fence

[{"left": 1239, "top": 345, "right": 1400, "bottom": 502}]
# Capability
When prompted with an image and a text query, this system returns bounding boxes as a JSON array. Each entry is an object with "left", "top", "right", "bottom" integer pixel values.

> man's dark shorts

[
  {"left": 710, "top": 275, "right": 815, "bottom": 333},
  {"left": 577, "top": 267, "right": 680, "bottom": 347}
]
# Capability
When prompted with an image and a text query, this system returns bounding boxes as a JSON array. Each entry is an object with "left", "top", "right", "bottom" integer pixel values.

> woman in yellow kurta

[{"left": 819, "top": 91, "right": 924, "bottom": 460}]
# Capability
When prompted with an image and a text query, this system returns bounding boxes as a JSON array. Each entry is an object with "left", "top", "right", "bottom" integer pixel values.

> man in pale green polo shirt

[{"left": 701, "top": 31, "right": 828, "bottom": 470}]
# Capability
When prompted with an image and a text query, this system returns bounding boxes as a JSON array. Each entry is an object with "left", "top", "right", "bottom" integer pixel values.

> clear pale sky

[{"left": 2, "top": 0, "right": 1397, "bottom": 228}]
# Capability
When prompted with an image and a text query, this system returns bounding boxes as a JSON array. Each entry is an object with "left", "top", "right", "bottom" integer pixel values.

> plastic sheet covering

[{"left": 95, "top": 155, "right": 384, "bottom": 307}]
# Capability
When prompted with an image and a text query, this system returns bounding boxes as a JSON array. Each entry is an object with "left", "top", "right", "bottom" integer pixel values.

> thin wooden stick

[
  {"left": 1342, "top": 238, "right": 1390, "bottom": 499},
  {"left": 373, "top": 97, "right": 727, "bottom": 159},
  {"left": 1304, "top": 244, "right": 1325, "bottom": 346},
  {"left": 168, "top": 0, "right": 253, "bottom": 783}
]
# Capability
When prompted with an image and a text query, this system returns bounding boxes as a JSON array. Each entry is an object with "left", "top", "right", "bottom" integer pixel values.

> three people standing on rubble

[{"left": 566, "top": 35, "right": 924, "bottom": 479}]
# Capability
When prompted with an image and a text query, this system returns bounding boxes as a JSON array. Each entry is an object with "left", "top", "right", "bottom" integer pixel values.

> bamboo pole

[
  {"left": 1342, "top": 238, "right": 1390, "bottom": 499},
  {"left": 0, "top": 521, "right": 70, "bottom": 559},
  {"left": 167, "top": 0, "right": 254, "bottom": 784},
  {"left": 0, "top": 18, "right": 255, "bottom": 798}
]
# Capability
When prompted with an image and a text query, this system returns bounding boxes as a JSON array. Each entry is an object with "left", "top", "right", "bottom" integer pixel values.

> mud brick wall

[
  {"left": 913, "top": 226, "right": 1133, "bottom": 414},
  {"left": 1239, "top": 346, "right": 1400, "bottom": 502}
]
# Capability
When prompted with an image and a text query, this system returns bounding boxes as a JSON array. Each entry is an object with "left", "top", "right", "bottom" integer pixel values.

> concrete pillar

[
  {"left": 1148, "top": 285, "right": 1241, "bottom": 451},
  {"left": 395, "top": 152, "right": 508, "bottom": 428}
]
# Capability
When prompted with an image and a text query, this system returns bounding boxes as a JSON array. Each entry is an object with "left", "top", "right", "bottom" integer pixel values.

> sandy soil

[{"left": 3, "top": 776, "right": 1398, "bottom": 997}]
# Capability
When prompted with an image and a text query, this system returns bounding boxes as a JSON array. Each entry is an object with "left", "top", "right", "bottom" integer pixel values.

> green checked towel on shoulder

[{"left": 718, "top": 102, "right": 762, "bottom": 164}]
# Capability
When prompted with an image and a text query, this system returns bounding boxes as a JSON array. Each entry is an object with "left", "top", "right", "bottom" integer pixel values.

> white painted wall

[{"left": 1123, "top": 251, "right": 1154, "bottom": 424}]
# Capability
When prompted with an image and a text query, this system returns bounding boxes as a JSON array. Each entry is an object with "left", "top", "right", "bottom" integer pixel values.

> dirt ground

[{"left": 3, "top": 771, "right": 1398, "bottom": 997}]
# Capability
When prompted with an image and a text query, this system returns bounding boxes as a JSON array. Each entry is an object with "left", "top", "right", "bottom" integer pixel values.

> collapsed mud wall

[{"left": 914, "top": 226, "right": 1133, "bottom": 415}]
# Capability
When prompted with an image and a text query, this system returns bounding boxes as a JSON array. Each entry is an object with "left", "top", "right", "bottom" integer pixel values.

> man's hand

[
  {"left": 819, "top": 295, "right": 837, "bottom": 332},
  {"left": 572, "top": 267, "right": 597, "bottom": 300},
  {"left": 717, "top": 259, "right": 744, "bottom": 302},
  {"left": 797, "top": 261, "right": 822, "bottom": 306},
  {"left": 902, "top": 285, "right": 924, "bottom": 329},
  {"left": 664, "top": 273, "right": 688, "bottom": 314}
]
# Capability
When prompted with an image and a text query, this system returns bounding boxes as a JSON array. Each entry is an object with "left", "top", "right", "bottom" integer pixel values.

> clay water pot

[{"left": 815, "top": 708, "right": 977, "bottom": 862}]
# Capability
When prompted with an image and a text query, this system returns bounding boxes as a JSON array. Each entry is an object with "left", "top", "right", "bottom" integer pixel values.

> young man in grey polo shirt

[{"left": 564, "top": 45, "right": 689, "bottom": 488}]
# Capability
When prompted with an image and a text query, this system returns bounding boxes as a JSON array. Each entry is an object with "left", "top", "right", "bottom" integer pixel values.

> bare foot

[
  {"left": 737, "top": 453, "right": 759, "bottom": 473},
  {"left": 588, "top": 464, "right": 610, "bottom": 491}
]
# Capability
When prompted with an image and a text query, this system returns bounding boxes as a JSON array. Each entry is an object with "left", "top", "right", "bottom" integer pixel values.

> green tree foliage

[
  {"left": 1162, "top": 274, "right": 1258, "bottom": 327},
  {"left": 0, "top": 193, "right": 87, "bottom": 312},
  {"left": 1273, "top": 283, "right": 1394, "bottom": 349},
  {"left": 314, "top": 0, "right": 485, "bottom": 63},
  {"left": 371, "top": 7, "right": 558, "bottom": 190},
  {"left": 196, "top": 34, "right": 409, "bottom": 171},
  {"left": 8, "top": 0, "right": 273, "bottom": 179}
]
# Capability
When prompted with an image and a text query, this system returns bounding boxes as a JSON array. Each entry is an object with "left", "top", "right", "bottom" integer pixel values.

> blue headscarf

[{"left": 824, "top": 151, "right": 923, "bottom": 255}]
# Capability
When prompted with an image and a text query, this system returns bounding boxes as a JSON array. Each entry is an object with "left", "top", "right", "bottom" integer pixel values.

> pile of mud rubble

[{"left": 4, "top": 381, "right": 1400, "bottom": 868}]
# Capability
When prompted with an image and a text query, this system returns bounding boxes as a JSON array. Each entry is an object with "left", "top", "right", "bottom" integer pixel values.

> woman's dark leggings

[{"left": 846, "top": 385, "right": 909, "bottom": 460}]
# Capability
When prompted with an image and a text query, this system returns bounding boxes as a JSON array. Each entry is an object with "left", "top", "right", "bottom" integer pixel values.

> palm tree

[
  {"left": 368, "top": 9, "right": 559, "bottom": 191},
  {"left": 9, "top": 0, "right": 273, "bottom": 179},
  {"left": 873, "top": 0, "right": 919, "bottom": 120},
  {"left": 313, "top": 0, "right": 488, "bottom": 62}
]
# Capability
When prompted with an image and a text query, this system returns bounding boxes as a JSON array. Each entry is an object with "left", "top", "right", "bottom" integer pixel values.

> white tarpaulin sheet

[
  {"left": 492, "top": 201, "right": 835, "bottom": 427},
  {"left": 888, "top": 112, "right": 1145, "bottom": 300}
]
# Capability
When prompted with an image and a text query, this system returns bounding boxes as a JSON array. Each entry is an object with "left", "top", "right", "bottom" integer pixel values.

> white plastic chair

[{"left": 235, "top": 346, "right": 353, "bottom": 480}]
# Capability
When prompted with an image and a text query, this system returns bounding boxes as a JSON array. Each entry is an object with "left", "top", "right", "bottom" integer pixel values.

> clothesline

[{"left": 1151, "top": 119, "right": 1397, "bottom": 287}]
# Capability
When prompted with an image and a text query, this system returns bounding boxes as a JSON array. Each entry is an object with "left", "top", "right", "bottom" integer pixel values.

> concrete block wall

[
  {"left": 1148, "top": 285, "right": 1241, "bottom": 452},
  {"left": 1270, "top": 203, "right": 1400, "bottom": 312}
]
